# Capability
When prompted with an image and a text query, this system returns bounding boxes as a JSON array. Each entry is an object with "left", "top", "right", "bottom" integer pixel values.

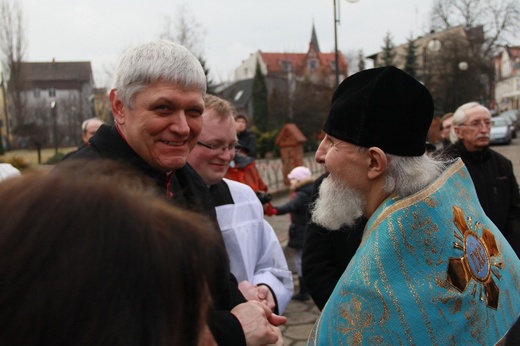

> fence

[{"left": 255, "top": 153, "right": 325, "bottom": 194}]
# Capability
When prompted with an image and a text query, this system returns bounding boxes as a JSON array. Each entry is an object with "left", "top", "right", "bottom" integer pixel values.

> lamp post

[
  {"left": 333, "top": 0, "right": 359, "bottom": 88},
  {"left": 51, "top": 101, "right": 58, "bottom": 154}
]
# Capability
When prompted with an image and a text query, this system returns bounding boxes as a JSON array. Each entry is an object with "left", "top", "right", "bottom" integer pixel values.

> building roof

[
  {"left": 310, "top": 24, "right": 320, "bottom": 53},
  {"left": 218, "top": 78, "right": 254, "bottom": 109},
  {"left": 20, "top": 61, "right": 93, "bottom": 82},
  {"left": 259, "top": 51, "right": 347, "bottom": 76},
  {"left": 261, "top": 52, "right": 307, "bottom": 75},
  {"left": 275, "top": 123, "right": 307, "bottom": 146}
]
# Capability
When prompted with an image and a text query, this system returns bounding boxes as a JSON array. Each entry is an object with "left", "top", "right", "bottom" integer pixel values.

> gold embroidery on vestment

[{"left": 446, "top": 206, "right": 500, "bottom": 309}]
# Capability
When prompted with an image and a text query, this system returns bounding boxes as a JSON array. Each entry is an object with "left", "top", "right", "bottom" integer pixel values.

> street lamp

[
  {"left": 51, "top": 101, "right": 58, "bottom": 154},
  {"left": 427, "top": 38, "right": 442, "bottom": 53},
  {"left": 458, "top": 61, "right": 468, "bottom": 71},
  {"left": 334, "top": 0, "right": 359, "bottom": 88}
]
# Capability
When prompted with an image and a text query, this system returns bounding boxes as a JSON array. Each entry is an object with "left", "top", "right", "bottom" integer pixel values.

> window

[
  {"left": 33, "top": 88, "right": 41, "bottom": 98},
  {"left": 309, "top": 60, "right": 317, "bottom": 71},
  {"left": 281, "top": 61, "right": 292, "bottom": 72},
  {"left": 234, "top": 90, "right": 244, "bottom": 102},
  {"left": 49, "top": 88, "right": 56, "bottom": 97}
]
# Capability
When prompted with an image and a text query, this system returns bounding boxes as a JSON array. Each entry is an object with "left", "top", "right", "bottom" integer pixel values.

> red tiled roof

[
  {"left": 259, "top": 50, "right": 347, "bottom": 76},
  {"left": 260, "top": 52, "right": 307, "bottom": 74}
]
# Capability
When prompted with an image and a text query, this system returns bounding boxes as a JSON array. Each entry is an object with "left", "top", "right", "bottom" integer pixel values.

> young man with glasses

[
  {"left": 188, "top": 94, "right": 294, "bottom": 315},
  {"left": 449, "top": 102, "right": 520, "bottom": 256}
]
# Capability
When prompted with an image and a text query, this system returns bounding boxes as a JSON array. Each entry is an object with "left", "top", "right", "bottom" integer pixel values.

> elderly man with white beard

[{"left": 306, "top": 66, "right": 520, "bottom": 345}]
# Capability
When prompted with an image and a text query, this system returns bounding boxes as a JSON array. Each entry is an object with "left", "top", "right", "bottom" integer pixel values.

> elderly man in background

[
  {"left": 448, "top": 102, "right": 520, "bottom": 256},
  {"left": 307, "top": 66, "right": 520, "bottom": 345},
  {"left": 187, "top": 94, "right": 293, "bottom": 315},
  {"left": 64, "top": 40, "right": 285, "bottom": 346},
  {"left": 81, "top": 117, "right": 105, "bottom": 145},
  {"left": 62, "top": 117, "right": 104, "bottom": 159}
]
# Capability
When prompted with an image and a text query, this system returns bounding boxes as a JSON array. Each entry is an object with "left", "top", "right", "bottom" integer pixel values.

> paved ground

[{"left": 265, "top": 193, "right": 320, "bottom": 345}]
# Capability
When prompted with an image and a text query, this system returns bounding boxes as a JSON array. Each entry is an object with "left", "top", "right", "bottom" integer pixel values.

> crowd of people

[{"left": 2, "top": 39, "right": 520, "bottom": 345}]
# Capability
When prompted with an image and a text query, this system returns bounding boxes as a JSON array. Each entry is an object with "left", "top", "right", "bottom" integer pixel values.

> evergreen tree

[
  {"left": 268, "top": 85, "right": 288, "bottom": 129},
  {"left": 252, "top": 60, "right": 269, "bottom": 132},
  {"left": 404, "top": 35, "right": 417, "bottom": 78},
  {"left": 357, "top": 49, "right": 366, "bottom": 72},
  {"left": 381, "top": 32, "right": 396, "bottom": 66},
  {"left": 198, "top": 56, "right": 215, "bottom": 94}
]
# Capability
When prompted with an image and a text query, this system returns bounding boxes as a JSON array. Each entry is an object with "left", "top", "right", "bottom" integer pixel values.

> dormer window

[
  {"left": 308, "top": 60, "right": 318, "bottom": 71},
  {"left": 281, "top": 61, "right": 292, "bottom": 72},
  {"left": 234, "top": 90, "right": 244, "bottom": 102}
]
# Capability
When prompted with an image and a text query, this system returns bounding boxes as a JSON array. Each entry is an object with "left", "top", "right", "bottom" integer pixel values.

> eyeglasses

[
  {"left": 197, "top": 141, "right": 242, "bottom": 155},
  {"left": 459, "top": 120, "right": 492, "bottom": 130}
]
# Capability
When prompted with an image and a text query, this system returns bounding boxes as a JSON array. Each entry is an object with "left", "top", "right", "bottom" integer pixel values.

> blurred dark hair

[
  {"left": 0, "top": 160, "right": 221, "bottom": 345},
  {"left": 235, "top": 113, "right": 248, "bottom": 123}
]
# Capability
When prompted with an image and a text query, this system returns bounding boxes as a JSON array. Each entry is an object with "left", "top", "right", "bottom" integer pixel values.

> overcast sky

[{"left": 22, "top": 0, "right": 434, "bottom": 86}]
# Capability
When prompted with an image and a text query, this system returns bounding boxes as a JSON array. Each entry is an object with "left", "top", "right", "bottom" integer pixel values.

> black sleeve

[
  {"left": 505, "top": 161, "right": 520, "bottom": 257},
  {"left": 274, "top": 191, "right": 307, "bottom": 215},
  {"left": 175, "top": 166, "right": 247, "bottom": 344},
  {"left": 302, "top": 221, "right": 365, "bottom": 310},
  {"left": 209, "top": 311, "right": 246, "bottom": 346}
]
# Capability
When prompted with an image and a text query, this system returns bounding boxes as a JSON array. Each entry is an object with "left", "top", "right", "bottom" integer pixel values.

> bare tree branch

[
  {"left": 430, "top": 0, "right": 520, "bottom": 59},
  {"left": 159, "top": 4, "right": 206, "bottom": 58},
  {"left": 0, "top": 0, "right": 28, "bottom": 128}
]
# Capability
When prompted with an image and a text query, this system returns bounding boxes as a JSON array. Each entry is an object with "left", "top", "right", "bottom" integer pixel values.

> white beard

[{"left": 311, "top": 176, "right": 365, "bottom": 230}]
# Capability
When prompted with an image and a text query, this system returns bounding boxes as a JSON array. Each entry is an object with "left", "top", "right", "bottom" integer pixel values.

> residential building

[
  {"left": 219, "top": 24, "right": 348, "bottom": 125},
  {"left": 494, "top": 46, "right": 520, "bottom": 111},
  {"left": 10, "top": 60, "right": 94, "bottom": 148},
  {"left": 367, "top": 25, "right": 487, "bottom": 115},
  {"left": 234, "top": 25, "right": 347, "bottom": 85}
]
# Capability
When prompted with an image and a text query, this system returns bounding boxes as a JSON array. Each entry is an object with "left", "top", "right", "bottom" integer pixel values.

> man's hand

[
  {"left": 266, "top": 325, "right": 284, "bottom": 346},
  {"left": 257, "top": 284, "right": 276, "bottom": 312},
  {"left": 238, "top": 281, "right": 276, "bottom": 312},
  {"left": 231, "top": 300, "right": 287, "bottom": 346}
]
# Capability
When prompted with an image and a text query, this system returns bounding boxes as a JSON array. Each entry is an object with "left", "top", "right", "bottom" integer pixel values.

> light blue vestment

[{"left": 308, "top": 159, "right": 520, "bottom": 345}]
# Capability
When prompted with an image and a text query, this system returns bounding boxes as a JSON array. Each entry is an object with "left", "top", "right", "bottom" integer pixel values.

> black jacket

[
  {"left": 274, "top": 180, "right": 314, "bottom": 249},
  {"left": 301, "top": 173, "right": 366, "bottom": 310},
  {"left": 66, "top": 125, "right": 247, "bottom": 345},
  {"left": 448, "top": 141, "right": 520, "bottom": 256}
]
